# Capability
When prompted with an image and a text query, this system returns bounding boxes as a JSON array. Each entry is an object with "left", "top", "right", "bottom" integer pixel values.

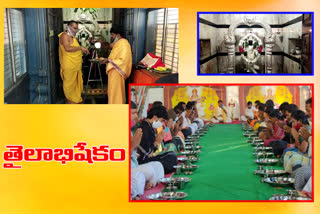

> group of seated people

[
  {"left": 130, "top": 100, "right": 205, "bottom": 199},
  {"left": 243, "top": 98, "right": 312, "bottom": 197},
  {"left": 130, "top": 98, "right": 313, "bottom": 199}
]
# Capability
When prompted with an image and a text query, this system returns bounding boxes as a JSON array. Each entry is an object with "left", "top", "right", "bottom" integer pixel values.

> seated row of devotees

[{"left": 130, "top": 98, "right": 312, "bottom": 200}]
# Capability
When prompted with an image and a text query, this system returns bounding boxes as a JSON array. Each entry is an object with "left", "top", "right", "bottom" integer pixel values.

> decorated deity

[
  {"left": 238, "top": 31, "right": 263, "bottom": 73},
  {"left": 264, "top": 88, "right": 276, "bottom": 102},
  {"left": 228, "top": 98, "right": 236, "bottom": 120},
  {"left": 190, "top": 89, "right": 200, "bottom": 102}
]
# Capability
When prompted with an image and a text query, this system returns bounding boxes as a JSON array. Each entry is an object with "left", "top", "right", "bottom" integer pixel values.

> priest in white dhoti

[
  {"left": 241, "top": 101, "right": 255, "bottom": 122},
  {"left": 212, "top": 100, "right": 232, "bottom": 123}
]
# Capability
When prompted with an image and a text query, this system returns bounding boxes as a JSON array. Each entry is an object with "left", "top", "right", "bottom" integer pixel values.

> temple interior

[{"left": 4, "top": 8, "right": 179, "bottom": 104}]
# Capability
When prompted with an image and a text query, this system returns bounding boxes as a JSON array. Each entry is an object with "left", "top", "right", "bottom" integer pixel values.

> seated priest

[{"left": 212, "top": 100, "right": 232, "bottom": 123}]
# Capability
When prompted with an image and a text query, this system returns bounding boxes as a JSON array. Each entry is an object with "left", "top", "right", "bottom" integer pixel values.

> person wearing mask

[
  {"left": 100, "top": 25, "right": 132, "bottom": 104},
  {"left": 137, "top": 106, "right": 177, "bottom": 174},
  {"left": 130, "top": 102, "right": 164, "bottom": 199},
  {"left": 58, "top": 20, "right": 89, "bottom": 104}
]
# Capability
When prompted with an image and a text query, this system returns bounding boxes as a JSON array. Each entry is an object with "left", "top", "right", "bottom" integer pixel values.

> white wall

[
  {"left": 141, "top": 87, "right": 164, "bottom": 118},
  {"left": 299, "top": 86, "right": 311, "bottom": 111},
  {"left": 226, "top": 86, "right": 240, "bottom": 120},
  {"left": 146, "top": 88, "right": 164, "bottom": 104}
]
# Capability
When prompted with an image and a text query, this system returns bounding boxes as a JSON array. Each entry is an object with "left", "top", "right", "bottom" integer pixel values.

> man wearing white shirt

[
  {"left": 212, "top": 100, "right": 232, "bottom": 123},
  {"left": 241, "top": 101, "right": 255, "bottom": 122},
  {"left": 180, "top": 103, "right": 193, "bottom": 137}
]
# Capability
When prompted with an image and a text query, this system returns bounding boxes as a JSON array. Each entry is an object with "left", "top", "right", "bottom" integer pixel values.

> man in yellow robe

[
  {"left": 101, "top": 26, "right": 132, "bottom": 104},
  {"left": 212, "top": 100, "right": 232, "bottom": 123},
  {"left": 58, "top": 20, "right": 89, "bottom": 104}
]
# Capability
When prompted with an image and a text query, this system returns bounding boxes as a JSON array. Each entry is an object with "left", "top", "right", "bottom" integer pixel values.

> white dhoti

[
  {"left": 212, "top": 114, "right": 232, "bottom": 124},
  {"left": 131, "top": 171, "right": 146, "bottom": 199},
  {"left": 211, "top": 118, "right": 219, "bottom": 123},
  {"left": 194, "top": 118, "right": 204, "bottom": 128},
  {"left": 241, "top": 108, "right": 254, "bottom": 122},
  {"left": 131, "top": 161, "right": 164, "bottom": 187},
  {"left": 303, "top": 176, "right": 312, "bottom": 193},
  {"left": 212, "top": 107, "right": 232, "bottom": 123},
  {"left": 189, "top": 123, "right": 198, "bottom": 135},
  {"left": 212, "top": 117, "right": 232, "bottom": 123},
  {"left": 225, "top": 117, "right": 232, "bottom": 123},
  {"left": 241, "top": 115, "right": 248, "bottom": 122}
]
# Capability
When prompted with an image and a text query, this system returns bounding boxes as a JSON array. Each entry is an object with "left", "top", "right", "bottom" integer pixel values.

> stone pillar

[
  {"left": 265, "top": 42, "right": 274, "bottom": 73},
  {"left": 264, "top": 32, "right": 275, "bottom": 74},
  {"left": 225, "top": 35, "right": 236, "bottom": 73}
]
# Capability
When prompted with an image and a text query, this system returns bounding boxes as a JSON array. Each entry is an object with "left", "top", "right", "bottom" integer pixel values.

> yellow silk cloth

[
  {"left": 213, "top": 107, "right": 227, "bottom": 121},
  {"left": 106, "top": 39, "right": 132, "bottom": 104},
  {"left": 58, "top": 32, "right": 83, "bottom": 103}
]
